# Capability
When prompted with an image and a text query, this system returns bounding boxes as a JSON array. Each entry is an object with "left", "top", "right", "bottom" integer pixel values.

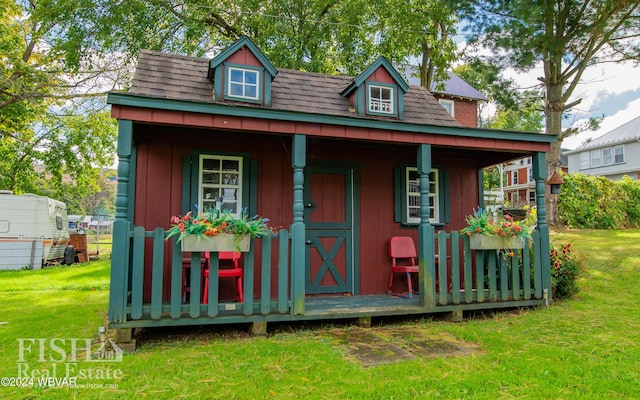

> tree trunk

[{"left": 544, "top": 83, "right": 565, "bottom": 226}]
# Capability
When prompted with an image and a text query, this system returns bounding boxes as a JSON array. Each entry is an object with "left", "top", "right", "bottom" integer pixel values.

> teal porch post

[
  {"left": 532, "top": 152, "right": 552, "bottom": 302},
  {"left": 417, "top": 144, "right": 436, "bottom": 308},
  {"left": 291, "top": 134, "right": 306, "bottom": 314},
  {"left": 109, "top": 120, "right": 133, "bottom": 323}
]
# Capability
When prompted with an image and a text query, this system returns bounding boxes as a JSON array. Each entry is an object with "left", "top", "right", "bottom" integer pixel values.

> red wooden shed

[{"left": 107, "top": 36, "right": 555, "bottom": 333}]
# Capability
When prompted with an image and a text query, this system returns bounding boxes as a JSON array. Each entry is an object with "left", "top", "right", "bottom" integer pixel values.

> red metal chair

[
  {"left": 388, "top": 236, "right": 419, "bottom": 299},
  {"left": 202, "top": 251, "right": 244, "bottom": 303},
  {"left": 182, "top": 254, "right": 209, "bottom": 302}
]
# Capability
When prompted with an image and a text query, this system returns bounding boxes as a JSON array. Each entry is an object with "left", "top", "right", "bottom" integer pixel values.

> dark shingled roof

[{"left": 129, "top": 50, "right": 460, "bottom": 127}]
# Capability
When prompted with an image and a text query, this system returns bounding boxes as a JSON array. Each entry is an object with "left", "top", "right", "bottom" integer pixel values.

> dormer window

[
  {"left": 368, "top": 84, "right": 393, "bottom": 114},
  {"left": 209, "top": 36, "right": 277, "bottom": 105},
  {"left": 226, "top": 66, "right": 260, "bottom": 101},
  {"left": 341, "top": 57, "right": 408, "bottom": 119},
  {"left": 366, "top": 83, "right": 396, "bottom": 116}
]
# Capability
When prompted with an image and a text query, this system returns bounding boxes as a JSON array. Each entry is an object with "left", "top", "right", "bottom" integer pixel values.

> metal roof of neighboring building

[
  {"left": 565, "top": 115, "right": 640, "bottom": 154},
  {"left": 401, "top": 66, "right": 488, "bottom": 101}
]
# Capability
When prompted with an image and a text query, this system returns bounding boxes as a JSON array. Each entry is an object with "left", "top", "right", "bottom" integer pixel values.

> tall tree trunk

[
  {"left": 419, "top": 40, "right": 434, "bottom": 90},
  {"left": 544, "top": 81, "right": 565, "bottom": 226}
]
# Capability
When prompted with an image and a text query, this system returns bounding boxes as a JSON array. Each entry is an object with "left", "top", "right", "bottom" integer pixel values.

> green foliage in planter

[
  {"left": 550, "top": 243, "right": 586, "bottom": 300},
  {"left": 558, "top": 173, "right": 640, "bottom": 229}
]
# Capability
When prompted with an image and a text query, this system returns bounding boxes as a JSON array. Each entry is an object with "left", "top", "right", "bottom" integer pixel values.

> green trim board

[
  {"left": 108, "top": 93, "right": 557, "bottom": 144},
  {"left": 342, "top": 56, "right": 409, "bottom": 96},
  {"left": 208, "top": 35, "right": 277, "bottom": 79},
  {"left": 127, "top": 146, "right": 137, "bottom": 223}
]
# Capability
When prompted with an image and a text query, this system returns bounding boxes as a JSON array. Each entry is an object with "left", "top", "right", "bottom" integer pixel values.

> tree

[
  {"left": 374, "top": 0, "right": 459, "bottom": 89},
  {"left": 1, "top": 1, "right": 119, "bottom": 195},
  {"left": 465, "top": 0, "right": 640, "bottom": 168},
  {"left": 70, "top": 0, "right": 459, "bottom": 83}
]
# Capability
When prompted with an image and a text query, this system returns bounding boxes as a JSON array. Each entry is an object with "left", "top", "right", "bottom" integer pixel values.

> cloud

[
  {"left": 563, "top": 96, "right": 640, "bottom": 150},
  {"left": 464, "top": 44, "right": 640, "bottom": 149}
]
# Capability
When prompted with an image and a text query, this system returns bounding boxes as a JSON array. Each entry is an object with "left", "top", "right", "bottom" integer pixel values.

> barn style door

[{"left": 304, "top": 165, "right": 357, "bottom": 295}]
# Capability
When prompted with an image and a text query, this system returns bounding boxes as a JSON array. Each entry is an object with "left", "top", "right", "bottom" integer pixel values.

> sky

[{"left": 501, "top": 60, "right": 640, "bottom": 150}]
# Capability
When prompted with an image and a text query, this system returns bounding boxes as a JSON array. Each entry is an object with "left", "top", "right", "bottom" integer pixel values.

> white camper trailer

[{"left": 0, "top": 191, "right": 70, "bottom": 270}]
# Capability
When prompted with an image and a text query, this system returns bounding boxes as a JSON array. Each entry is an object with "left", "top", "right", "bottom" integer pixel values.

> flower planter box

[
  {"left": 469, "top": 234, "right": 525, "bottom": 250},
  {"left": 181, "top": 233, "right": 250, "bottom": 252}
]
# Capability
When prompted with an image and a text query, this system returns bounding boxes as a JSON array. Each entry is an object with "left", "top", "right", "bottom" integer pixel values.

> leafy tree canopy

[{"left": 464, "top": 0, "right": 640, "bottom": 164}]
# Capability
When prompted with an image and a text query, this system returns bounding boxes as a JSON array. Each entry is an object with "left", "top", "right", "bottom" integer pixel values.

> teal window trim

[
  {"left": 224, "top": 63, "right": 264, "bottom": 104},
  {"left": 366, "top": 82, "right": 398, "bottom": 117},
  {"left": 184, "top": 151, "right": 257, "bottom": 217},
  {"left": 394, "top": 164, "right": 449, "bottom": 226},
  {"left": 198, "top": 154, "right": 244, "bottom": 216}
]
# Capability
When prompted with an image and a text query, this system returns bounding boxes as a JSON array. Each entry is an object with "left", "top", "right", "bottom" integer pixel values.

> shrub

[
  {"left": 558, "top": 173, "right": 640, "bottom": 229},
  {"left": 550, "top": 243, "right": 585, "bottom": 300}
]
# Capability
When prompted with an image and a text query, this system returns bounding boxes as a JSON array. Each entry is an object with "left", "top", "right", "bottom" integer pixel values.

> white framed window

[
  {"left": 614, "top": 145, "right": 624, "bottom": 163},
  {"left": 512, "top": 170, "right": 518, "bottom": 185},
  {"left": 602, "top": 147, "right": 613, "bottom": 165},
  {"left": 227, "top": 67, "right": 259, "bottom": 100},
  {"left": 528, "top": 190, "right": 536, "bottom": 203},
  {"left": 438, "top": 99, "right": 455, "bottom": 116},
  {"left": 528, "top": 168, "right": 533, "bottom": 182},
  {"left": 580, "top": 152, "right": 590, "bottom": 169},
  {"left": 591, "top": 149, "right": 601, "bottom": 167},
  {"left": 368, "top": 84, "right": 394, "bottom": 114},
  {"left": 199, "top": 155, "right": 243, "bottom": 216},
  {"left": 406, "top": 167, "right": 439, "bottom": 224}
]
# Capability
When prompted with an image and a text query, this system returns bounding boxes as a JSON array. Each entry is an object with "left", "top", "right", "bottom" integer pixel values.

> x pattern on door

[{"left": 304, "top": 166, "right": 356, "bottom": 295}]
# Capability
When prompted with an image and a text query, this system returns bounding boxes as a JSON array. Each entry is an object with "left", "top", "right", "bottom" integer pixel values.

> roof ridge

[{"left": 139, "top": 49, "right": 207, "bottom": 63}]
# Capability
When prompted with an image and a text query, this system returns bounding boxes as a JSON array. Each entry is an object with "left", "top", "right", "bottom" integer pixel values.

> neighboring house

[
  {"left": 501, "top": 151, "right": 569, "bottom": 207},
  {"left": 106, "top": 36, "right": 555, "bottom": 333},
  {"left": 565, "top": 116, "right": 640, "bottom": 180},
  {"left": 403, "top": 68, "right": 488, "bottom": 128}
]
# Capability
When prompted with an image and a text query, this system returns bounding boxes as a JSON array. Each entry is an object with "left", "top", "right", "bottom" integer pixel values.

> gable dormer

[
  {"left": 208, "top": 36, "right": 278, "bottom": 106},
  {"left": 342, "top": 57, "right": 409, "bottom": 119}
]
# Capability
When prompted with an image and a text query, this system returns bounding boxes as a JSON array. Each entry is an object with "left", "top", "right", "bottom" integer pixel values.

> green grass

[{"left": 1, "top": 230, "right": 639, "bottom": 399}]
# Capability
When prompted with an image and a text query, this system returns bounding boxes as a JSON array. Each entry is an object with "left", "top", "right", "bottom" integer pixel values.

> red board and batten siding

[{"left": 131, "top": 123, "right": 488, "bottom": 300}]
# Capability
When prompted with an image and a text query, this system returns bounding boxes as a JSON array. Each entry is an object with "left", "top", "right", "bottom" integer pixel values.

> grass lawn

[{"left": 1, "top": 229, "right": 639, "bottom": 399}]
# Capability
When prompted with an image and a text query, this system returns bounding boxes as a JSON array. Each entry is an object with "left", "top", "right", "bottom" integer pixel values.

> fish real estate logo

[{"left": 6, "top": 333, "right": 125, "bottom": 389}]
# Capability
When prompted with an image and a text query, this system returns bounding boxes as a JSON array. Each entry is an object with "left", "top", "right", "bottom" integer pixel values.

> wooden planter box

[
  {"left": 180, "top": 233, "right": 250, "bottom": 252},
  {"left": 469, "top": 234, "right": 525, "bottom": 250}
]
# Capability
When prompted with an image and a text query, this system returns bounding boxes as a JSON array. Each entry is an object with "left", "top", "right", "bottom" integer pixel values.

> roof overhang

[{"left": 107, "top": 92, "right": 556, "bottom": 149}]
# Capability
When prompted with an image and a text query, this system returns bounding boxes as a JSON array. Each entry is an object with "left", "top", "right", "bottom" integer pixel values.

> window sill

[{"left": 401, "top": 222, "right": 446, "bottom": 230}]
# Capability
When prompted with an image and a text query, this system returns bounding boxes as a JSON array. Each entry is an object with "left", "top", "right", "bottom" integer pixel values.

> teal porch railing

[
  {"left": 108, "top": 220, "right": 291, "bottom": 326},
  {"left": 108, "top": 221, "right": 548, "bottom": 327},
  {"left": 430, "top": 230, "right": 546, "bottom": 307}
]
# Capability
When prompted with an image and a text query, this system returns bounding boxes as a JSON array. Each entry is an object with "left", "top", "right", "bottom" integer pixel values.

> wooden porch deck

[
  {"left": 112, "top": 294, "right": 546, "bottom": 328},
  {"left": 109, "top": 222, "right": 550, "bottom": 329}
]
